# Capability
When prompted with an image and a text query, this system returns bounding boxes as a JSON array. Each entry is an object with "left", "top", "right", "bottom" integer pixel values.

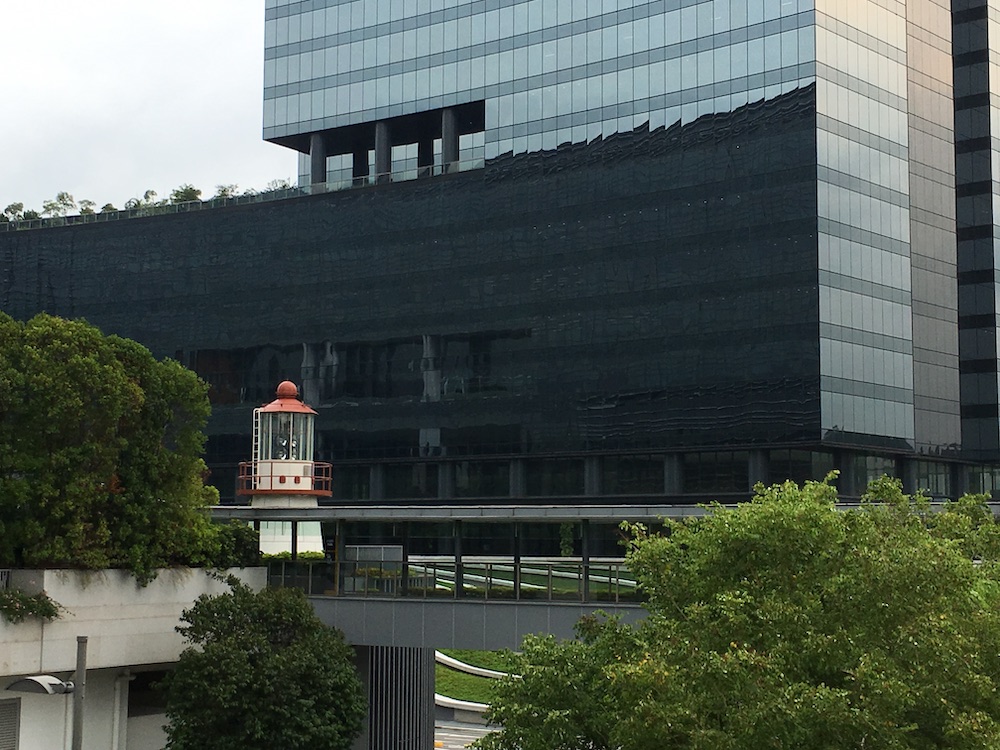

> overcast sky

[{"left": 1, "top": 1, "right": 298, "bottom": 213}]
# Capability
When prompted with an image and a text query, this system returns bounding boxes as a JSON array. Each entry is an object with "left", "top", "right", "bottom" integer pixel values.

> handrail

[{"left": 266, "top": 558, "right": 643, "bottom": 604}]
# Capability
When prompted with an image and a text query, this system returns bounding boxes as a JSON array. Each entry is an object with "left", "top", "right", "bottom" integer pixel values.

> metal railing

[
  {"left": 267, "top": 557, "right": 643, "bottom": 604},
  {"left": 236, "top": 460, "right": 333, "bottom": 496},
  {"left": 0, "top": 159, "right": 486, "bottom": 233}
]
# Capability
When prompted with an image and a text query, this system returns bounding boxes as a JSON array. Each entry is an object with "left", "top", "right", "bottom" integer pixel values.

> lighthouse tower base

[{"left": 250, "top": 495, "right": 319, "bottom": 509}]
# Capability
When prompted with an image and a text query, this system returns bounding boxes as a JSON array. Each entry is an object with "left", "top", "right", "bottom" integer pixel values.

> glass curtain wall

[
  {"left": 815, "top": 0, "right": 917, "bottom": 446},
  {"left": 265, "top": 0, "right": 817, "bottom": 185}
]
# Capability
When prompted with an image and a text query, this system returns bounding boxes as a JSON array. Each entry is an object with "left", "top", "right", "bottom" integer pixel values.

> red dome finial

[{"left": 276, "top": 381, "right": 299, "bottom": 399}]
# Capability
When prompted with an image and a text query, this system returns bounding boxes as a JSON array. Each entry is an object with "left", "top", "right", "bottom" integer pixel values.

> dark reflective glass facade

[{"left": 2, "top": 0, "right": 991, "bottom": 504}]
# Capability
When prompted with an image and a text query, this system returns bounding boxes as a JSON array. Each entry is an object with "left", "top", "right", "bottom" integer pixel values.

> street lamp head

[{"left": 6, "top": 675, "right": 74, "bottom": 695}]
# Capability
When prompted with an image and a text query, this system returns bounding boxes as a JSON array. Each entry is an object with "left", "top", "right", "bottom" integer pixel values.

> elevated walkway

[{"left": 310, "top": 595, "right": 644, "bottom": 650}]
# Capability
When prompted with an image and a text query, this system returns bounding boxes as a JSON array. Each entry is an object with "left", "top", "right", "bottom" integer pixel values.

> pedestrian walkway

[{"left": 434, "top": 720, "right": 493, "bottom": 749}]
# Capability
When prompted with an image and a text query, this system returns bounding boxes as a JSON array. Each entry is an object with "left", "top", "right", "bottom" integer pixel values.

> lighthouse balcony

[{"left": 237, "top": 460, "right": 333, "bottom": 497}]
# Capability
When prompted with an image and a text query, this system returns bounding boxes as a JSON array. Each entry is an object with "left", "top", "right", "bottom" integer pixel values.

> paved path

[{"left": 435, "top": 720, "right": 494, "bottom": 749}]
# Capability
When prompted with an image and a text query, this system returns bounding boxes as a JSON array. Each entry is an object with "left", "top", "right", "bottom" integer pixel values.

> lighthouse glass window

[{"left": 264, "top": 413, "right": 313, "bottom": 461}]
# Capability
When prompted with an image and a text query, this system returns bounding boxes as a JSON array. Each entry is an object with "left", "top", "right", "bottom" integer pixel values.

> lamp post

[{"left": 6, "top": 635, "right": 87, "bottom": 749}]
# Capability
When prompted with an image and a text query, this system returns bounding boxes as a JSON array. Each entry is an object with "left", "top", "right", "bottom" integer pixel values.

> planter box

[{"left": 0, "top": 567, "right": 266, "bottom": 677}]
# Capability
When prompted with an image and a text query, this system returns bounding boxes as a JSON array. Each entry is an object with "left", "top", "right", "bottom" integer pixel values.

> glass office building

[
  {"left": 4, "top": 0, "right": 993, "bottom": 503},
  {"left": 254, "top": 0, "right": 967, "bottom": 493}
]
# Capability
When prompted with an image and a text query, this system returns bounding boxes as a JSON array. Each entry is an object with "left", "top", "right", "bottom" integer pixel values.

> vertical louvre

[
  {"left": 367, "top": 647, "right": 434, "bottom": 750},
  {"left": 0, "top": 699, "right": 20, "bottom": 750}
]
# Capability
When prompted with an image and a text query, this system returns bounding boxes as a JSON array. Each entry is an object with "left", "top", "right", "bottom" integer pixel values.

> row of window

[{"left": 216, "top": 451, "right": 962, "bottom": 501}]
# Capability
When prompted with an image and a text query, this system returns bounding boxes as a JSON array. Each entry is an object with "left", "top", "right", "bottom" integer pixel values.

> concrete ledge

[{"left": 1, "top": 567, "right": 266, "bottom": 676}]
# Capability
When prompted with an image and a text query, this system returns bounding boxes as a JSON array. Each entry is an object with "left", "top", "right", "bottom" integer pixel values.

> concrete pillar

[
  {"left": 290, "top": 521, "right": 299, "bottom": 561},
  {"left": 418, "top": 138, "right": 434, "bottom": 177},
  {"left": 400, "top": 523, "right": 410, "bottom": 595},
  {"left": 512, "top": 523, "right": 521, "bottom": 600},
  {"left": 442, "top": 108, "right": 459, "bottom": 173},
  {"left": 899, "top": 457, "right": 918, "bottom": 496},
  {"left": 584, "top": 456, "right": 601, "bottom": 496},
  {"left": 375, "top": 121, "right": 392, "bottom": 183},
  {"left": 509, "top": 458, "right": 526, "bottom": 497},
  {"left": 309, "top": 133, "right": 328, "bottom": 188},
  {"left": 369, "top": 465, "right": 385, "bottom": 501},
  {"left": 951, "top": 463, "right": 966, "bottom": 500},
  {"left": 581, "top": 519, "right": 591, "bottom": 602},
  {"left": 438, "top": 462, "right": 455, "bottom": 499},
  {"left": 352, "top": 646, "right": 435, "bottom": 750},
  {"left": 453, "top": 521, "right": 464, "bottom": 597},
  {"left": 748, "top": 449, "right": 769, "bottom": 492},
  {"left": 834, "top": 452, "right": 857, "bottom": 498},
  {"left": 664, "top": 454, "right": 684, "bottom": 495},
  {"left": 353, "top": 147, "right": 370, "bottom": 186}
]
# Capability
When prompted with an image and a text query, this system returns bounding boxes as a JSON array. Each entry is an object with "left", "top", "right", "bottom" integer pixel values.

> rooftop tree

[{"left": 0, "top": 312, "right": 243, "bottom": 582}]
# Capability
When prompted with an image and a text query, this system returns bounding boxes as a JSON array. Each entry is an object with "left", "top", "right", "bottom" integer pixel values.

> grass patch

[
  {"left": 441, "top": 649, "right": 514, "bottom": 672},
  {"left": 435, "top": 664, "right": 499, "bottom": 704}
]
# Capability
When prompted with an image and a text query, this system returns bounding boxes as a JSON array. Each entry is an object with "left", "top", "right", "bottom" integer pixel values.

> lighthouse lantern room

[{"left": 238, "top": 381, "right": 332, "bottom": 506}]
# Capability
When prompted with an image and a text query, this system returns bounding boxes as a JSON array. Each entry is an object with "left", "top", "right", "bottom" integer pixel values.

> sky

[{"left": 0, "top": 1, "right": 298, "bottom": 214}]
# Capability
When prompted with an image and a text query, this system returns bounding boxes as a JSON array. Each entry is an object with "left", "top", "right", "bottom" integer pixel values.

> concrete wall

[
  {"left": 0, "top": 567, "right": 265, "bottom": 750},
  {"left": 312, "top": 596, "right": 645, "bottom": 650}
]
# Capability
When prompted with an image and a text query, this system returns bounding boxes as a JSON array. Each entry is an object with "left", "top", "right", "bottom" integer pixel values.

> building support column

[
  {"left": 352, "top": 646, "right": 435, "bottom": 750},
  {"left": 400, "top": 522, "right": 410, "bottom": 596},
  {"left": 442, "top": 108, "right": 459, "bottom": 173},
  {"left": 369, "top": 465, "right": 385, "bottom": 501},
  {"left": 453, "top": 521, "right": 464, "bottom": 598},
  {"left": 512, "top": 522, "right": 521, "bottom": 600},
  {"left": 309, "top": 133, "right": 327, "bottom": 189},
  {"left": 664, "top": 454, "right": 684, "bottom": 496},
  {"left": 950, "top": 463, "right": 967, "bottom": 500},
  {"left": 835, "top": 451, "right": 858, "bottom": 498},
  {"left": 438, "top": 462, "right": 455, "bottom": 499},
  {"left": 290, "top": 521, "right": 298, "bottom": 561},
  {"left": 899, "top": 457, "right": 918, "bottom": 496},
  {"left": 353, "top": 146, "right": 370, "bottom": 186},
  {"left": 509, "top": 458, "right": 526, "bottom": 497},
  {"left": 748, "top": 449, "right": 769, "bottom": 492},
  {"left": 584, "top": 456, "right": 601, "bottom": 496},
  {"left": 375, "top": 121, "right": 392, "bottom": 183},
  {"left": 418, "top": 138, "right": 434, "bottom": 178},
  {"left": 581, "top": 519, "right": 591, "bottom": 602}
]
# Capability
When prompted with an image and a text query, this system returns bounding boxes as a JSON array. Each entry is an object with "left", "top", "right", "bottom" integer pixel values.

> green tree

[
  {"left": 261, "top": 178, "right": 292, "bottom": 193},
  {"left": 41, "top": 191, "right": 76, "bottom": 217},
  {"left": 481, "top": 478, "right": 1000, "bottom": 750},
  {"left": 125, "top": 189, "right": 165, "bottom": 211},
  {"left": 0, "top": 312, "right": 226, "bottom": 581},
  {"left": 163, "top": 579, "right": 365, "bottom": 750},
  {"left": 78, "top": 199, "right": 96, "bottom": 215},
  {"left": 213, "top": 184, "right": 239, "bottom": 199},
  {"left": 3, "top": 203, "right": 24, "bottom": 221},
  {"left": 99, "top": 202, "right": 118, "bottom": 213},
  {"left": 170, "top": 184, "right": 202, "bottom": 204}
]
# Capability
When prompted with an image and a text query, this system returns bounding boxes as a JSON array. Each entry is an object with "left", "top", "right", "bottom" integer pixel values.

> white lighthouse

[{"left": 238, "top": 381, "right": 331, "bottom": 553}]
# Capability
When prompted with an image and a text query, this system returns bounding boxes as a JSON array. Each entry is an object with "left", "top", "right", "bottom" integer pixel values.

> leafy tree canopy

[
  {"left": 213, "top": 184, "right": 240, "bottom": 199},
  {"left": 0, "top": 312, "right": 250, "bottom": 582},
  {"left": 41, "top": 191, "right": 76, "bottom": 217},
  {"left": 481, "top": 477, "right": 1000, "bottom": 750},
  {"left": 170, "top": 184, "right": 203, "bottom": 204},
  {"left": 163, "top": 578, "right": 365, "bottom": 750}
]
